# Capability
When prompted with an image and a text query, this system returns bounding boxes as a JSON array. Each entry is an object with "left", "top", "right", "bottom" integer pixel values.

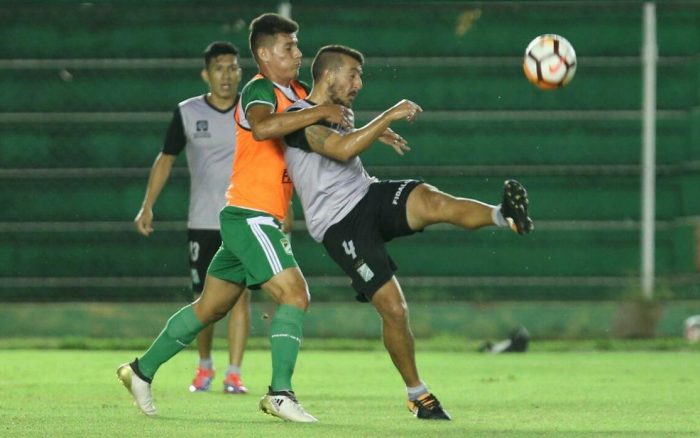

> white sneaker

[
  {"left": 259, "top": 388, "right": 318, "bottom": 422},
  {"left": 117, "top": 362, "right": 156, "bottom": 416}
]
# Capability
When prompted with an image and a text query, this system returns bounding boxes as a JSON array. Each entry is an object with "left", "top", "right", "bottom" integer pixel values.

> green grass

[
  {"left": 1, "top": 336, "right": 699, "bottom": 352},
  {"left": 1, "top": 349, "right": 699, "bottom": 437}
]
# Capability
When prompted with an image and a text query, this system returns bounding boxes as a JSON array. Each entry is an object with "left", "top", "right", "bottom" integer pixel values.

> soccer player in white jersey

[
  {"left": 133, "top": 41, "right": 251, "bottom": 394},
  {"left": 283, "top": 45, "right": 533, "bottom": 420}
]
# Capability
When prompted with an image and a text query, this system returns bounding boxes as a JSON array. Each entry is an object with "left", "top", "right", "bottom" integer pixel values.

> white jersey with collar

[{"left": 164, "top": 95, "right": 237, "bottom": 230}]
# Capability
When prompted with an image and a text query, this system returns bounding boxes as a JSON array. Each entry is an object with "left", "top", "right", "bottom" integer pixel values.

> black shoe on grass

[{"left": 407, "top": 393, "right": 451, "bottom": 420}]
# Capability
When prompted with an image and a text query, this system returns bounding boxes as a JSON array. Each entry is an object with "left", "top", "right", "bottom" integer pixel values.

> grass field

[{"left": 2, "top": 347, "right": 699, "bottom": 437}]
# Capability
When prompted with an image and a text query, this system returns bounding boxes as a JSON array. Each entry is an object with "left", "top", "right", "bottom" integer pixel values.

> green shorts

[{"left": 207, "top": 206, "right": 297, "bottom": 289}]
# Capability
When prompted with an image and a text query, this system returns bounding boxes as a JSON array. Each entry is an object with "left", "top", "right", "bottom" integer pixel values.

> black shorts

[
  {"left": 322, "top": 180, "right": 423, "bottom": 301},
  {"left": 188, "top": 229, "right": 222, "bottom": 293}
]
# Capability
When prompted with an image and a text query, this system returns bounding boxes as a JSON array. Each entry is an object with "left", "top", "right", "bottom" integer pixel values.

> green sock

[
  {"left": 138, "top": 304, "right": 204, "bottom": 380},
  {"left": 270, "top": 304, "right": 305, "bottom": 392}
]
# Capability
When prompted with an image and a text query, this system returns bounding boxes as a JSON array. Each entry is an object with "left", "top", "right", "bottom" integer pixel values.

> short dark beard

[{"left": 328, "top": 83, "right": 352, "bottom": 107}]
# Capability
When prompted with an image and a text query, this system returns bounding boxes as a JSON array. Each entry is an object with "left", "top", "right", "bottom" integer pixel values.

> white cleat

[
  {"left": 117, "top": 362, "right": 156, "bottom": 416},
  {"left": 259, "top": 389, "right": 318, "bottom": 423}
]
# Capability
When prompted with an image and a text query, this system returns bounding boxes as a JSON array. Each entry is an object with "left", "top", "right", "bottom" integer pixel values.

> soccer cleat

[
  {"left": 259, "top": 387, "right": 318, "bottom": 422},
  {"left": 189, "top": 366, "right": 215, "bottom": 392},
  {"left": 407, "top": 393, "right": 451, "bottom": 420},
  {"left": 117, "top": 361, "right": 156, "bottom": 416},
  {"left": 223, "top": 372, "right": 248, "bottom": 394},
  {"left": 500, "top": 179, "right": 533, "bottom": 235}
]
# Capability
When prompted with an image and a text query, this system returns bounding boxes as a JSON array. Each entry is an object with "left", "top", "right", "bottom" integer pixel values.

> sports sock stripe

[{"left": 271, "top": 333, "right": 302, "bottom": 344}]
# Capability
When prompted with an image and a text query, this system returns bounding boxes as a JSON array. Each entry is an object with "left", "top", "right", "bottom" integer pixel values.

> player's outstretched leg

[
  {"left": 117, "top": 360, "right": 156, "bottom": 416},
  {"left": 407, "top": 393, "right": 451, "bottom": 420},
  {"left": 117, "top": 276, "right": 243, "bottom": 415},
  {"left": 259, "top": 387, "right": 318, "bottom": 422},
  {"left": 404, "top": 180, "right": 531, "bottom": 234},
  {"left": 500, "top": 179, "right": 533, "bottom": 235}
]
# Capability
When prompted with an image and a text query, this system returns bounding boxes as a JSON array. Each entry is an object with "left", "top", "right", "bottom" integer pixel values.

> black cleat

[
  {"left": 407, "top": 393, "right": 451, "bottom": 420},
  {"left": 500, "top": 179, "right": 533, "bottom": 235}
]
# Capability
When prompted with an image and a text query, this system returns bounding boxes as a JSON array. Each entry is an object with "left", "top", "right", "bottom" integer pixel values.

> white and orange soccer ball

[{"left": 523, "top": 34, "right": 577, "bottom": 90}]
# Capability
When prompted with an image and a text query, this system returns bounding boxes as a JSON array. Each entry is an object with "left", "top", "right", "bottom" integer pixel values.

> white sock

[
  {"left": 227, "top": 365, "right": 241, "bottom": 376},
  {"left": 407, "top": 382, "right": 429, "bottom": 401},
  {"left": 199, "top": 358, "right": 213, "bottom": 369},
  {"left": 491, "top": 205, "right": 508, "bottom": 227}
]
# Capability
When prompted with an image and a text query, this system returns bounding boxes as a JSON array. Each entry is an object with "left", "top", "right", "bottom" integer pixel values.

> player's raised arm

[
  {"left": 247, "top": 101, "right": 352, "bottom": 141},
  {"left": 302, "top": 99, "right": 421, "bottom": 162}
]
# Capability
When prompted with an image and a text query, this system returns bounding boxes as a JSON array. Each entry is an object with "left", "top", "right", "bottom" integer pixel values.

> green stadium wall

[{"left": 1, "top": 0, "right": 699, "bottom": 304}]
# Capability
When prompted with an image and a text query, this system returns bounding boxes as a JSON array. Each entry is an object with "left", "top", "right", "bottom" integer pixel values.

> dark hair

[
  {"left": 311, "top": 45, "right": 365, "bottom": 81},
  {"left": 249, "top": 13, "right": 299, "bottom": 59},
  {"left": 203, "top": 41, "right": 239, "bottom": 67}
]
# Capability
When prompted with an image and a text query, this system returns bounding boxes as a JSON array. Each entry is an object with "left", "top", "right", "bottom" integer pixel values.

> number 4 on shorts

[{"left": 342, "top": 240, "right": 356, "bottom": 259}]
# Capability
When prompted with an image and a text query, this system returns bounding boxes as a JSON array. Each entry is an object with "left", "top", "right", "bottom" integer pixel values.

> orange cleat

[
  {"left": 189, "top": 367, "right": 215, "bottom": 392},
  {"left": 223, "top": 372, "right": 248, "bottom": 394}
]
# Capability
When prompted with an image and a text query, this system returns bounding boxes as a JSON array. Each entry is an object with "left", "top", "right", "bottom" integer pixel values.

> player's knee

[
  {"left": 193, "top": 299, "right": 230, "bottom": 324},
  {"left": 380, "top": 300, "right": 409, "bottom": 325},
  {"left": 271, "top": 276, "right": 310, "bottom": 310},
  {"left": 266, "top": 269, "right": 310, "bottom": 310},
  {"left": 281, "top": 283, "right": 310, "bottom": 310}
]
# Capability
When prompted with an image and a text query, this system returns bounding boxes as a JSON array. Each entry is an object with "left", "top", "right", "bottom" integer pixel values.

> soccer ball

[{"left": 523, "top": 34, "right": 577, "bottom": 90}]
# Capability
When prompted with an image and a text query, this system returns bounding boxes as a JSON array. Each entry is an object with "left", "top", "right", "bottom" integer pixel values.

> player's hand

[
  {"left": 319, "top": 104, "right": 354, "bottom": 130},
  {"left": 281, "top": 213, "right": 293, "bottom": 234},
  {"left": 378, "top": 128, "right": 410, "bottom": 156},
  {"left": 134, "top": 207, "right": 154, "bottom": 236},
  {"left": 387, "top": 99, "right": 422, "bottom": 123}
]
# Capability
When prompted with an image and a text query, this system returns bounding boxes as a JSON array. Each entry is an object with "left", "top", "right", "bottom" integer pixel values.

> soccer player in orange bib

[{"left": 118, "top": 13, "right": 351, "bottom": 422}]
